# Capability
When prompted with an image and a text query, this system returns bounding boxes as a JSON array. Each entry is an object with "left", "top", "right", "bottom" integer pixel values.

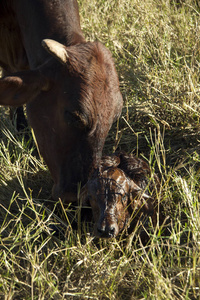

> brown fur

[{"left": 0, "top": 0, "right": 123, "bottom": 203}]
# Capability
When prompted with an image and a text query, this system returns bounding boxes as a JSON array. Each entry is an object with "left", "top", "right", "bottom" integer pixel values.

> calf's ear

[
  {"left": 0, "top": 70, "right": 49, "bottom": 107},
  {"left": 129, "top": 180, "right": 150, "bottom": 198},
  {"left": 129, "top": 180, "right": 151, "bottom": 210}
]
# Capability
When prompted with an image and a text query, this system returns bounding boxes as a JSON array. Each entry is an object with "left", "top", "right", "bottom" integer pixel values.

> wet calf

[{"left": 85, "top": 153, "right": 160, "bottom": 238}]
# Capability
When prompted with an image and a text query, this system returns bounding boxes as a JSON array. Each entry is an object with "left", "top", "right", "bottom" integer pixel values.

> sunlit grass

[{"left": 0, "top": 0, "right": 200, "bottom": 299}]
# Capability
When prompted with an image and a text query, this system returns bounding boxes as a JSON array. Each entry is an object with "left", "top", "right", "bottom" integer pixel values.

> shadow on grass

[
  {"left": 0, "top": 168, "right": 94, "bottom": 246},
  {"left": 106, "top": 111, "right": 200, "bottom": 171},
  {"left": 0, "top": 170, "right": 52, "bottom": 233}
]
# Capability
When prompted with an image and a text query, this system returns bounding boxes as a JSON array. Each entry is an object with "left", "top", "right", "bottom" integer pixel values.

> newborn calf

[{"left": 85, "top": 152, "right": 159, "bottom": 238}]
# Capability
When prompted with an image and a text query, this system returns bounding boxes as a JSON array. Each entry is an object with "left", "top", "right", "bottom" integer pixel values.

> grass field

[{"left": 0, "top": 0, "right": 200, "bottom": 299}]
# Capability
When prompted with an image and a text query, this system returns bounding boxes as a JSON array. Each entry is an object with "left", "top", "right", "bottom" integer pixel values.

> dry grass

[{"left": 0, "top": 0, "right": 200, "bottom": 299}]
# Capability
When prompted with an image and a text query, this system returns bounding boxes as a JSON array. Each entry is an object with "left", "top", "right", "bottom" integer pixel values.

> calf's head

[
  {"left": 0, "top": 40, "right": 123, "bottom": 203},
  {"left": 86, "top": 154, "right": 158, "bottom": 238}
]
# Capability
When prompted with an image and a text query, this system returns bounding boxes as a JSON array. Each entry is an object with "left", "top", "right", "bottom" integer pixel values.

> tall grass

[{"left": 0, "top": 0, "right": 200, "bottom": 299}]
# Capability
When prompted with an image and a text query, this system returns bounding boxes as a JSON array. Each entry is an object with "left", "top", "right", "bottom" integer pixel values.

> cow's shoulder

[{"left": 0, "top": 0, "right": 28, "bottom": 72}]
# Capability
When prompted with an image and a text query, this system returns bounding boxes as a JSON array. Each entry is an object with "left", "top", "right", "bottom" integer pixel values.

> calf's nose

[{"left": 97, "top": 224, "right": 117, "bottom": 238}]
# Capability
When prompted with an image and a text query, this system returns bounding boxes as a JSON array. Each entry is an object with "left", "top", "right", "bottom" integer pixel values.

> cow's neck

[{"left": 0, "top": 0, "right": 85, "bottom": 71}]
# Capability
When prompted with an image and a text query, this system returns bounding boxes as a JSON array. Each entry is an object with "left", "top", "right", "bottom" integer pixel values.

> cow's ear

[
  {"left": 0, "top": 70, "right": 49, "bottom": 107},
  {"left": 42, "top": 39, "right": 69, "bottom": 65}
]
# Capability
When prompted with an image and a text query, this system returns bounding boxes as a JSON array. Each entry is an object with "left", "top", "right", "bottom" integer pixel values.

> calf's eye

[{"left": 121, "top": 195, "right": 127, "bottom": 203}]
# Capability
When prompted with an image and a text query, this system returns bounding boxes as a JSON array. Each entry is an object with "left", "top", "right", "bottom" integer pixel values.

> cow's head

[
  {"left": 0, "top": 40, "right": 123, "bottom": 203},
  {"left": 85, "top": 154, "right": 158, "bottom": 238}
]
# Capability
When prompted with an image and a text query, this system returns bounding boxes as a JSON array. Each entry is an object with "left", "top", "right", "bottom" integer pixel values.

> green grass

[{"left": 0, "top": 0, "right": 200, "bottom": 299}]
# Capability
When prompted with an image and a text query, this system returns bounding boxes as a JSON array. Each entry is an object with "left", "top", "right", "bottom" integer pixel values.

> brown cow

[
  {"left": 0, "top": 0, "right": 123, "bottom": 203},
  {"left": 85, "top": 153, "right": 159, "bottom": 238}
]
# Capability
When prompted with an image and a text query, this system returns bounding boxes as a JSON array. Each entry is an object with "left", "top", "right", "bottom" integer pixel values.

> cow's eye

[{"left": 64, "top": 111, "right": 87, "bottom": 129}]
